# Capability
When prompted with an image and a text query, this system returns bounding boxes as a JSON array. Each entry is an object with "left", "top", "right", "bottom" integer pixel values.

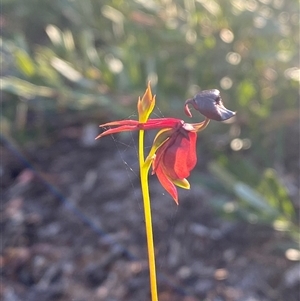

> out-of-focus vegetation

[{"left": 1, "top": 0, "right": 299, "bottom": 247}]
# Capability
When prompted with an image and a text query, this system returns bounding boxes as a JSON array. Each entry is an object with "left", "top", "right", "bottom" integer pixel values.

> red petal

[
  {"left": 95, "top": 125, "right": 139, "bottom": 139},
  {"left": 152, "top": 134, "right": 173, "bottom": 174},
  {"left": 101, "top": 118, "right": 182, "bottom": 130},
  {"left": 154, "top": 164, "right": 179, "bottom": 204},
  {"left": 97, "top": 118, "right": 183, "bottom": 140},
  {"left": 142, "top": 118, "right": 183, "bottom": 130},
  {"left": 99, "top": 120, "right": 139, "bottom": 127},
  {"left": 163, "top": 131, "right": 197, "bottom": 179}
]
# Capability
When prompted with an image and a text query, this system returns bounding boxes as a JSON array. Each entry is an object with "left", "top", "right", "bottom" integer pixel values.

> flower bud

[{"left": 137, "top": 81, "right": 156, "bottom": 122}]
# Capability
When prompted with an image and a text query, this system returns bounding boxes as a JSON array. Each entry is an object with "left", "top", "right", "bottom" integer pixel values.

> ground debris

[{"left": 2, "top": 135, "right": 298, "bottom": 301}]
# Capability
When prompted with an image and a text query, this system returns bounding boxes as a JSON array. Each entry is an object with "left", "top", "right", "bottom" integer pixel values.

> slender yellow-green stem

[{"left": 138, "top": 129, "right": 158, "bottom": 301}]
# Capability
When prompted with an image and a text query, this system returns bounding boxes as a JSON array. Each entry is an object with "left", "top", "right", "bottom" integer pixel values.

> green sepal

[{"left": 173, "top": 178, "right": 190, "bottom": 189}]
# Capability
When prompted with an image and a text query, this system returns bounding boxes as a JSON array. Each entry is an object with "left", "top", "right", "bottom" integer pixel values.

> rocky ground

[{"left": 1, "top": 125, "right": 299, "bottom": 301}]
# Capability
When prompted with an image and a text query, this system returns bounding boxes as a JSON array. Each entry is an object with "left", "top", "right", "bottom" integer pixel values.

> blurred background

[{"left": 1, "top": 0, "right": 299, "bottom": 300}]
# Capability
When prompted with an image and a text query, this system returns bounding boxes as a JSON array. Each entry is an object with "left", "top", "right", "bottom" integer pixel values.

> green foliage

[
  {"left": 208, "top": 160, "right": 298, "bottom": 243},
  {"left": 1, "top": 0, "right": 299, "bottom": 241}
]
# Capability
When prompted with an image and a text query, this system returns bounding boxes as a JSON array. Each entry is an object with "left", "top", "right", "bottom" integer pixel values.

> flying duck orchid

[{"left": 96, "top": 84, "right": 235, "bottom": 204}]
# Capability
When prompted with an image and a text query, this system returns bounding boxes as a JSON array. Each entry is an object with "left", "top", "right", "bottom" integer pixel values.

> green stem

[{"left": 138, "top": 129, "right": 158, "bottom": 301}]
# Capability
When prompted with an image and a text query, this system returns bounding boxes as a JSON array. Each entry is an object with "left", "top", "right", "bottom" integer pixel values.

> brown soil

[{"left": 1, "top": 127, "right": 298, "bottom": 301}]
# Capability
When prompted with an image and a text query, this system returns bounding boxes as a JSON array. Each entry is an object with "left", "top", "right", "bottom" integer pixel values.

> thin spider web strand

[
  {"left": 109, "top": 129, "right": 142, "bottom": 211},
  {"left": 107, "top": 109, "right": 168, "bottom": 211},
  {"left": 110, "top": 108, "right": 180, "bottom": 273}
]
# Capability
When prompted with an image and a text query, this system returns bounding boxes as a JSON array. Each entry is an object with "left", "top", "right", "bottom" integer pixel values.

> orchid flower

[
  {"left": 96, "top": 86, "right": 235, "bottom": 204},
  {"left": 96, "top": 83, "right": 235, "bottom": 301}
]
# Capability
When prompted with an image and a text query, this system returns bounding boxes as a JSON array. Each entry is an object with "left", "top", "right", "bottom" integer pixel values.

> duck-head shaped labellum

[{"left": 184, "top": 89, "right": 236, "bottom": 121}]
